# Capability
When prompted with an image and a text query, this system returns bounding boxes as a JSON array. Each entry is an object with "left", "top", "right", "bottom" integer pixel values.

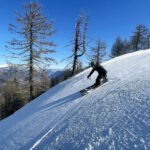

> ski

[
  {"left": 80, "top": 80, "right": 108, "bottom": 96},
  {"left": 80, "top": 86, "right": 100, "bottom": 96}
]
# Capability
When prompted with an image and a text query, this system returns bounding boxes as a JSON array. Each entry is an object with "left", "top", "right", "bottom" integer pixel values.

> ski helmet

[{"left": 91, "top": 62, "right": 95, "bottom": 67}]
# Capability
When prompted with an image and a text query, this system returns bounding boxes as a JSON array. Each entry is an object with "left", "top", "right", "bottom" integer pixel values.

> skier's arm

[{"left": 87, "top": 68, "right": 95, "bottom": 78}]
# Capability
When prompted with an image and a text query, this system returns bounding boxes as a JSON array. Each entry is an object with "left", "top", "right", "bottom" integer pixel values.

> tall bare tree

[
  {"left": 68, "top": 13, "right": 88, "bottom": 75},
  {"left": 6, "top": 1, "right": 56, "bottom": 100}
]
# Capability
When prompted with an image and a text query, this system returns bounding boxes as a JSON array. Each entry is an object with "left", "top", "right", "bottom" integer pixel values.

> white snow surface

[{"left": 0, "top": 50, "right": 150, "bottom": 150}]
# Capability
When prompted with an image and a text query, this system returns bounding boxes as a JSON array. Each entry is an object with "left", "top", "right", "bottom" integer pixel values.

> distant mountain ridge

[{"left": 0, "top": 66, "right": 63, "bottom": 85}]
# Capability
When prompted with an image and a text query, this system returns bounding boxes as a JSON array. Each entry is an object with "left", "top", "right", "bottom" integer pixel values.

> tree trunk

[
  {"left": 72, "top": 29, "right": 79, "bottom": 75},
  {"left": 29, "top": 23, "right": 34, "bottom": 101},
  {"left": 72, "top": 53, "right": 77, "bottom": 75},
  {"left": 29, "top": 53, "right": 34, "bottom": 101}
]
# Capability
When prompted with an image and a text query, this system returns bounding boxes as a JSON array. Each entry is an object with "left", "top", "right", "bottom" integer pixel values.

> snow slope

[{"left": 0, "top": 50, "right": 150, "bottom": 150}]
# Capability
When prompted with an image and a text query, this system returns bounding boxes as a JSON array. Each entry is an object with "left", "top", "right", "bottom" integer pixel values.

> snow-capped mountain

[
  {"left": 0, "top": 66, "right": 63, "bottom": 85},
  {"left": 0, "top": 64, "right": 8, "bottom": 68},
  {"left": 0, "top": 66, "right": 28, "bottom": 83},
  {"left": 0, "top": 50, "right": 150, "bottom": 150}
]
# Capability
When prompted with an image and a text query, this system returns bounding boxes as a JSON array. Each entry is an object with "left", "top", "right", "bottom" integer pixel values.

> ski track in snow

[
  {"left": 0, "top": 50, "right": 150, "bottom": 150},
  {"left": 30, "top": 126, "right": 55, "bottom": 150}
]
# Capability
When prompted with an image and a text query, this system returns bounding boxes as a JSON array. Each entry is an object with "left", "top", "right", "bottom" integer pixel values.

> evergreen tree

[
  {"left": 122, "top": 38, "right": 131, "bottom": 54},
  {"left": 111, "top": 36, "right": 124, "bottom": 57},
  {"left": 145, "top": 34, "right": 150, "bottom": 49},
  {"left": 0, "top": 97, "right": 5, "bottom": 120},
  {"left": 34, "top": 70, "right": 50, "bottom": 96},
  {"left": 63, "top": 69, "right": 72, "bottom": 80},
  {"left": 6, "top": 1, "right": 56, "bottom": 101},
  {"left": 50, "top": 77, "right": 55, "bottom": 87},
  {"left": 3, "top": 79, "right": 24, "bottom": 117},
  {"left": 76, "top": 59, "right": 83, "bottom": 73}
]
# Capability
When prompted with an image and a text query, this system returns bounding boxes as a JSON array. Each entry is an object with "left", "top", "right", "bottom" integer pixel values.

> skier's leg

[
  {"left": 102, "top": 74, "right": 108, "bottom": 83},
  {"left": 95, "top": 75, "right": 101, "bottom": 86}
]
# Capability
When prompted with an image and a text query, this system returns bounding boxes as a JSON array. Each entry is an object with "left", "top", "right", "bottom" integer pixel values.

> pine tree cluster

[{"left": 111, "top": 24, "right": 150, "bottom": 58}]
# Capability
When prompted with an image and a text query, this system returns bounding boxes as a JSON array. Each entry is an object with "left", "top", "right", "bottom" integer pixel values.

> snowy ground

[{"left": 0, "top": 50, "right": 150, "bottom": 150}]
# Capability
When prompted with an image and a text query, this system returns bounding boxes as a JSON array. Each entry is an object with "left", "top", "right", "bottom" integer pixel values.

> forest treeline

[{"left": 0, "top": 1, "right": 149, "bottom": 120}]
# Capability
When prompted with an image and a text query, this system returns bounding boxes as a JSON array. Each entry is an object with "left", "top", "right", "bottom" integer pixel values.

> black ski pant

[{"left": 95, "top": 74, "right": 107, "bottom": 86}]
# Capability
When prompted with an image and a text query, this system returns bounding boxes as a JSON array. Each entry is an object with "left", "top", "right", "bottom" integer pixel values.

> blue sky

[{"left": 0, "top": 0, "right": 150, "bottom": 68}]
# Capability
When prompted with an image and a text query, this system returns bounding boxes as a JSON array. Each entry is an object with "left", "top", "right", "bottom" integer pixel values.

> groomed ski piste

[{"left": 0, "top": 50, "right": 150, "bottom": 150}]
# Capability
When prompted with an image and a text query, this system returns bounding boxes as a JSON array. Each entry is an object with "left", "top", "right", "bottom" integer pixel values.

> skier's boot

[
  {"left": 102, "top": 76, "right": 108, "bottom": 84},
  {"left": 94, "top": 83, "right": 100, "bottom": 88}
]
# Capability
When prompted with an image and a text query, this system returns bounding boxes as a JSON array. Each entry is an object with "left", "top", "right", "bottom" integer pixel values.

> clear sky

[{"left": 0, "top": 0, "right": 150, "bottom": 69}]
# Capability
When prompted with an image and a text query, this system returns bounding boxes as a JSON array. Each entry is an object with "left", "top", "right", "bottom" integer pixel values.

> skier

[{"left": 87, "top": 62, "right": 107, "bottom": 88}]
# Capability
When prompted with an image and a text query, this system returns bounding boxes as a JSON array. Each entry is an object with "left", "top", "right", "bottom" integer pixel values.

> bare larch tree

[
  {"left": 71, "top": 13, "right": 88, "bottom": 75},
  {"left": 6, "top": 1, "right": 56, "bottom": 100},
  {"left": 90, "top": 39, "right": 106, "bottom": 65}
]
